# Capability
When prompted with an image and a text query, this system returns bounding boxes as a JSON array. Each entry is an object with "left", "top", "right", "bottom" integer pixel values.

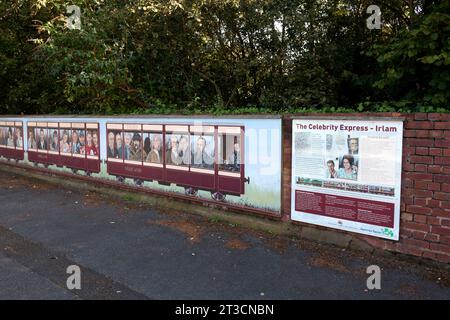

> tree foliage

[
  {"left": 367, "top": 1, "right": 449, "bottom": 111},
  {"left": 0, "top": 0, "right": 448, "bottom": 114}
]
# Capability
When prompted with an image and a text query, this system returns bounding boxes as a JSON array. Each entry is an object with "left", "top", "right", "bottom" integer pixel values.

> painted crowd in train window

[
  {"left": 219, "top": 134, "right": 241, "bottom": 172},
  {"left": 107, "top": 131, "right": 148, "bottom": 162},
  {"left": 0, "top": 126, "right": 23, "bottom": 149},
  {"left": 107, "top": 129, "right": 241, "bottom": 172},
  {"left": 29, "top": 127, "right": 99, "bottom": 156}
]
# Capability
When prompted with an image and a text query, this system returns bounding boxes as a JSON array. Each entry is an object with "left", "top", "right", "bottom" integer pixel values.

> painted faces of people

[
  {"left": 72, "top": 131, "right": 78, "bottom": 144},
  {"left": 343, "top": 158, "right": 351, "bottom": 170},
  {"left": 108, "top": 132, "right": 115, "bottom": 149},
  {"left": 196, "top": 137, "right": 206, "bottom": 153},
  {"left": 328, "top": 161, "right": 335, "bottom": 172},
  {"left": 86, "top": 132, "right": 93, "bottom": 146},
  {"left": 124, "top": 133, "right": 131, "bottom": 147},
  {"left": 179, "top": 136, "right": 188, "bottom": 152},
  {"left": 133, "top": 138, "right": 140, "bottom": 150},
  {"left": 152, "top": 135, "right": 161, "bottom": 151},
  {"left": 116, "top": 133, "right": 122, "bottom": 148},
  {"left": 93, "top": 132, "right": 99, "bottom": 147},
  {"left": 170, "top": 136, "right": 178, "bottom": 152},
  {"left": 349, "top": 138, "right": 358, "bottom": 153}
]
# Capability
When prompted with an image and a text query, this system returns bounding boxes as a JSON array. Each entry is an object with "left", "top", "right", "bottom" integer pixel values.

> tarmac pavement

[{"left": 0, "top": 168, "right": 449, "bottom": 300}]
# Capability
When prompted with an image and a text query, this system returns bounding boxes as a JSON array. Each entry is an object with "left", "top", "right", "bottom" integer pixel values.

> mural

[{"left": 0, "top": 117, "right": 282, "bottom": 214}]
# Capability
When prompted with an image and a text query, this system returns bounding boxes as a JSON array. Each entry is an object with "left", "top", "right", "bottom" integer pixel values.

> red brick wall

[{"left": 282, "top": 113, "right": 450, "bottom": 264}]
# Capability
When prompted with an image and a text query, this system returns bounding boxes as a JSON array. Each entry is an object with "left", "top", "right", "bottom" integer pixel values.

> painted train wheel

[
  {"left": 211, "top": 192, "right": 226, "bottom": 202},
  {"left": 71, "top": 168, "right": 77, "bottom": 174},
  {"left": 117, "top": 176, "right": 125, "bottom": 183},
  {"left": 134, "top": 179, "right": 144, "bottom": 186},
  {"left": 86, "top": 171, "right": 92, "bottom": 177},
  {"left": 184, "top": 187, "right": 198, "bottom": 197}
]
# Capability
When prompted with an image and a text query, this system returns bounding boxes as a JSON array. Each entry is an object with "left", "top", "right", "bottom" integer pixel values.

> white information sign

[{"left": 291, "top": 119, "right": 403, "bottom": 240}]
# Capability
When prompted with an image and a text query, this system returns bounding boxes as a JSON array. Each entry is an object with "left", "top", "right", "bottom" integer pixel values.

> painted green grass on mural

[{"left": 15, "top": 160, "right": 281, "bottom": 213}]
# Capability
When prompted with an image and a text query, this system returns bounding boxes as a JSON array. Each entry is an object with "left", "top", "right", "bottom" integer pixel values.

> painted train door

[{"left": 216, "top": 126, "right": 245, "bottom": 200}]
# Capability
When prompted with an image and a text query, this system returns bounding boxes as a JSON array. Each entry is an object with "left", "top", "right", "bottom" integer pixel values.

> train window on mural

[
  {"left": 120, "top": 131, "right": 131, "bottom": 160},
  {"left": 165, "top": 126, "right": 190, "bottom": 168},
  {"left": 14, "top": 123, "right": 23, "bottom": 149},
  {"left": 165, "top": 133, "right": 182, "bottom": 166},
  {"left": 3, "top": 126, "right": 11, "bottom": 148},
  {"left": 218, "top": 129, "right": 242, "bottom": 173},
  {"left": 70, "top": 126, "right": 85, "bottom": 156},
  {"left": 125, "top": 130, "right": 143, "bottom": 162},
  {"left": 27, "top": 127, "right": 37, "bottom": 150},
  {"left": 36, "top": 127, "right": 49, "bottom": 151},
  {"left": 144, "top": 132, "right": 163, "bottom": 164},
  {"left": 0, "top": 126, "right": 7, "bottom": 147},
  {"left": 116, "top": 130, "right": 126, "bottom": 160},
  {"left": 85, "top": 129, "right": 99, "bottom": 157},
  {"left": 6, "top": 127, "right": 15, "bottom": 148},
  {"left": 0, "top": 127, "right": 5, "bottom": 146},
  {"left": 78, "top": 128, "right": 86, "bottom": 155},
  {"left": 13, "top": 129, "right": 18, "bottom": 148},
  {"left": 107, "top": 130, "right": 120, "bottom": 159},
  {"left": 3, "top": 127, "right": 11, "bottom": 148},
  {"left": 191, "top": 133, "right": 215, "bottom": 170},
  {"left": 15, "top": 126, "right": 23, "bottom": 149},
  {"left": 59, "top": 128, "right": 71, "bottom": 154},
  {"left": 48, "top": 128, "right": 59, "bottom": 152}
]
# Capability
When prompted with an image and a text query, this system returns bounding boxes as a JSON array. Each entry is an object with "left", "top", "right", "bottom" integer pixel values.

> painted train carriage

[
  {"left": 0, "top": 116, "right": 281, "bottom": 213},
  {"left": 0, "top": 121, "right": 24, "bottom": 161},
  {"left": 106, "top": 123, "right": 246, "bottom": 200},
  {"left": 27, "top": 121, "right": 101, "bottom": 174}
]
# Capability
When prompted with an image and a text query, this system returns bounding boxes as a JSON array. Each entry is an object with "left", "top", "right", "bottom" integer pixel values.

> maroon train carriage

[
  {"left": 0, "top": 121, "right": 25, "bottom": 162},
  {"left": 27, "top": 121, "right": 101, "bottom": 175},
  {"left": 106, "top": 123, "right": 248, "bottom": 201}
]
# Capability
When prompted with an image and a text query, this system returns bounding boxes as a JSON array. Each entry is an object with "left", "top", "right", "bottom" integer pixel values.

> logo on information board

[{"left": 382, "top": 228, "right": 394, "bottom": 238}]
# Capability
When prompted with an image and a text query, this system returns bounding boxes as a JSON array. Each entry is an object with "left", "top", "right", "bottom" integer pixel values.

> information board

[{"left": 291, "top": 119, "right": 403, "bottom": 240}]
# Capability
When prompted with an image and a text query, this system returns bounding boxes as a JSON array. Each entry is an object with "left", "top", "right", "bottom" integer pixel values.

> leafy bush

[{"left": 0, "top": 0, "right": 448, "bottom": 115}]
